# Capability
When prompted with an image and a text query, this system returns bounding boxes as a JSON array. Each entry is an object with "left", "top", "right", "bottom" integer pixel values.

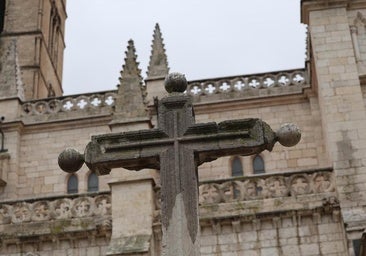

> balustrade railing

[
  {"left": 20, "top": 69, "right": 309, "bottom": 117},
  {"left": 21, "top": 91, "right": 117, "bottom": 116},
  {"left": 186, "top": 68, "right": 308, "bottom": 97},
  {"left": 0, "top": 192, "right": 111, "bottom": 225},
  {"left": 198, "top": 168, "right": 333, "bottom": 205}
]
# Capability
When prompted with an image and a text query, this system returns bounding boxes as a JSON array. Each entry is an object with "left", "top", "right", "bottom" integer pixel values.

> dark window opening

[
  {"left": 0, "top": 0, "right": 6, "bottom": 34},
  {"left": 253, "top": 155, "right": 265, "bottom": 174},
  {"left": 231, "top": 156, "right": 243, "bottom": 177},
  {"left": 353, "top": 239, "right": 361, "bottom": 256},
  {"left": 48, "top": 2, "right": 60, "bottom": 64},
  {"left": 67, "top": 174, "right": 78, "bottom": 194},
  {"left": 87, "top": 172, "right": 99, "bottom": 192}
]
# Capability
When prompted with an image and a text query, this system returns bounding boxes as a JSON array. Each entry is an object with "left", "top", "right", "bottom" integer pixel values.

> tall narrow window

[
  {"left": 231, "top": 156, "right": 243, "bottom": 177},
  {"left": 87, "top": 172, "right": 99, "bottom": 192},
  {"left": 48, "top": 1, "right": 60, "bottom": 64},
  {"left": 0, "top": 0, "right": 6, "bottom": 33},
  {"left": 253, "top": 155, "right": 265, "bottom": 174},
  {"left": 353, "top": 239, "right": 361, "bottom": 256},
  {"left": 67, "top": 174, "right": 78, "bottom": 194}
]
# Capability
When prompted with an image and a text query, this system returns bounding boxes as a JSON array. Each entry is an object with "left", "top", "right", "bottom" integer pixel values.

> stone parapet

[
  {"left": 20, "top": 90, "right": 117, "bottom": 121},
  {"left": 199, "top": 167, "right": 334, "bottom": 204},
  {"left": 0, "top": 192, "right": 111, "bottom": 242},
  {"left": 152, "top": 168, "right": 336, "bottom": 223},
  {"left": 18, "top": 68, "right": 310, "bottom": 124},
  {"left": 186, "top": 68, "right": 309, "bottom": 103}
]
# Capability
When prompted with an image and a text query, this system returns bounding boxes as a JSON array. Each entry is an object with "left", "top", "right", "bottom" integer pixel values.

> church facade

[{"left": 0, "top": 0, "right": 366, "bottom": 255}]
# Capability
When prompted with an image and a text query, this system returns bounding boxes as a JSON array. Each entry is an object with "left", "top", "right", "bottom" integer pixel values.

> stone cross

[{"left": 58, "top": 73, "right": 301, "bottom": 256}]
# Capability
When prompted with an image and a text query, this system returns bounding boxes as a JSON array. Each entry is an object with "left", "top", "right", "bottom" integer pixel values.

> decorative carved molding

[
  {"left": 301, "top": 0, "right": 366, "bottom": 24},
  {"left": 186, "top": 69, "right": 309, "bottom": 99},
  {"left": 20, "top": 69, "right": 309, "bottom": 119},
  {"left": 0, "top": 193, "right": 111, "bottom": 225},
  {"left": 152, "top": 169, "right": 334, "bottom": 212},
  {"left": 21, "top": 91, "right": 117, "bottom": 116},
  {"left": 198, "top": 169, "right": 334, "bottom": 204}
]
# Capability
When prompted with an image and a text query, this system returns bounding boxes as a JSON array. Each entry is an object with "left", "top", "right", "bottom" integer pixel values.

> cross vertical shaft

[{"left": 158, "top": 94, "right": 200, "bottom": 255}]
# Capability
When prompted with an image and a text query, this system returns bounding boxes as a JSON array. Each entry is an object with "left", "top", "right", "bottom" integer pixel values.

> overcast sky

[{"left": 62, "top": 0, "right": 307, "bottom": 95}]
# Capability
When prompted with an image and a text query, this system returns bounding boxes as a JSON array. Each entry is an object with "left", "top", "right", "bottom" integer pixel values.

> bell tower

[{"left": 0, "top": 0, "right": 67, "bottom": 100}]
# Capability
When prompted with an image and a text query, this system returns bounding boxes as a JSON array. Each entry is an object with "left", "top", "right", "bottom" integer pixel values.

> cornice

[{"left": 301, "top": 0, "right": 366, "bottom": 24}]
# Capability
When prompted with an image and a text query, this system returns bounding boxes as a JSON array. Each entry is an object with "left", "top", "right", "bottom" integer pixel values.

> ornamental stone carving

[
  {"left": 95, "top": 195, "right": 111, "bottom": 216},
  {"left": 0, "top": 204, "right": 11, "bottom": 224},
  {"left": 21, "top": 92, "right": 117, "bottom": 116},
  {"left": 266, "top": 176, "right": 288, "bottom": 197},
  {"left": 53, "top": 198, "right": 72, "bottom": 219},
  {"left": 198, "top": 170, "right": 334, "bottom": 205},
  {"left": 0, "top": 194, "right": 112, "bottom": 225},
  {"left": 290, "top": 174, "right": 310, "bottom": 195},
  {"left": 186, "top": 69, "right": 308, "bottom": 97},
  {"left": 72, "top": 197, "right": 93, "bottom": 217},
  {"left": 20, "top": 69, "right": 309, "bottom": 120},
  {"left": 313, "top": 172, "right": 334, "bottom": 193},
  {"left": 12, "top": 202, "right": 31, "bottom": 223},
  {"left": 32, "top": 201, "right": 51, "bottom": 221}
]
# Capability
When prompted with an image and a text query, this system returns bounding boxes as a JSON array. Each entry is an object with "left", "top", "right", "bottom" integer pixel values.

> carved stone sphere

[
  {"left": 164, "top": 72, "right": 187, "bottom": 93},
  {"left": 276, "top": 123, "right": 301, "bottom": 147},
  {"left": 58, "top": 148, "right": 84, "bottom": 173}
]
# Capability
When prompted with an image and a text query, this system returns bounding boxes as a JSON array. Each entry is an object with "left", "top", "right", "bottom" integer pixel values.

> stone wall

[{"left": 306, "top": 1, "right": 366, "bottom": 239}]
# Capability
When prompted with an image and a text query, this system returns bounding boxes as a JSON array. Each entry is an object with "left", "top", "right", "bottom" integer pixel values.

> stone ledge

[
  {"left": 199, "top": 192, "right": 338, "bottom": 220},
  {"left": 106, "top": 235, "right": 151, "bottom": 256}
]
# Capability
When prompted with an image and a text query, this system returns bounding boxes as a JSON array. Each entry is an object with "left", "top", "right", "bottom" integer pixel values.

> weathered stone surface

[{"left": 59, "top": 73, "right": 300, "bottom": 255}]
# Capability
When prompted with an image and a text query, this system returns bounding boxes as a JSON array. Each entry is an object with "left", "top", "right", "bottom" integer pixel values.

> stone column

[{"left": 107, "top": 178, "right": 156, "bottom": 256}]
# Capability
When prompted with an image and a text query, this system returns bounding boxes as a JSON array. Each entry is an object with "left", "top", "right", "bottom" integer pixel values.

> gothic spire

[
  {"left": 146, "top": 23, "right": 169, "bottom": 80},
  {"left": 120, "top": 39, "right": 143, "bottom": 79},
  {"left": 113, "top": 39, "right": 148, "bottom": 121},
  {"left": 0, "top": 39, "right": 24, "bottom": 100}
]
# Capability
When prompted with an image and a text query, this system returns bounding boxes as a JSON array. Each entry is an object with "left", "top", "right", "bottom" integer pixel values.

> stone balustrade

[
  {"left": 186, "top": 68, "right": 309, "bottom": 97},
  {"left": 0, "top": 192, "right": 111, "bottom": 225},
  {"left": 198, "top": 168, "right": 334, "bottom": 205},
  {"left": 152, "top": 168, "right": 334, "bottom": 214},
  {"left": 19, "top": 69, "right": 309, "bottom": 118},
  {"left": 21, "top": 91, "right": 117, "bottom": 116}
]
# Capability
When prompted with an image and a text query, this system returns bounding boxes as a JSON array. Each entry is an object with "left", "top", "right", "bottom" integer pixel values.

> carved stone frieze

[
  {"left": 197, "top": 169, "right": 334, "bottom": 205},
  {"left": 20, "top": 69, "right": 309, "bottom": 120},
  {"left": 186, "top": 69, "right": 309, "bottom": 98},
  {"left": 0, "top": 193, "right": 111, "bottom": 225},
  {"left": 21, "top": 91, "right": 117, "bottom": 116}
]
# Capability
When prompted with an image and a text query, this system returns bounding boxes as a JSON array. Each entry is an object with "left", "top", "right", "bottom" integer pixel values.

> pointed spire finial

[
  {"left": 146, "top": 23, "right": 169, "bottom": 80},
  {"left": 121, "top": 39, "right": 143, "bottom": 79},
  {"left": 113, "top": 40, "right": 148, "bottom": 121}
]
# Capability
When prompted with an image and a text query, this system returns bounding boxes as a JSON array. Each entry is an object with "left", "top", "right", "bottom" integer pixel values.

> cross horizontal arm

[{"left": 84, "top": 118, "right": 277, "bottom": 175}]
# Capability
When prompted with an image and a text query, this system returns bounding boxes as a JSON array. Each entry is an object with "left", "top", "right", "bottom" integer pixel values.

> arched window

[
  {"left": 231, "top": 156, "right": 243, "bottom": 177},
  {"left": 87, "top": 172, "right": 99, "bottom": 192},
  {"left": 253, "top": 155, "right": 265, "bottom": 174},
  {"left": 0, "top": 0, "right": 6, "bottom": 33},
  {"left": 67, "top": 174, "right": 78, "bottom": 194}
]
